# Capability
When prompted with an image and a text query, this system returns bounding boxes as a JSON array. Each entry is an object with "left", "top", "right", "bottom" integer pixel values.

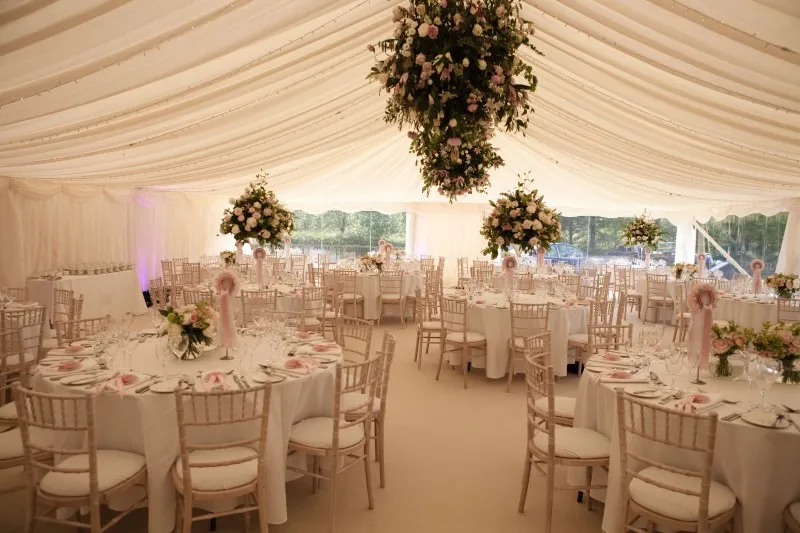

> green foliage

[
  {"left": 558, "top": 216, "right": 677, "bottom": 259},
  {"left": 697, "top": 213, "right": 788, "bottom": 276},
  {"left": 289, "top": 211, "right": 406, "bottom": 250}
]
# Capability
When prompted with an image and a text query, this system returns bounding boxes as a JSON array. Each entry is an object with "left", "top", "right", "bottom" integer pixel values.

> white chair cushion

[
  {"left": 445, "top": 331, "right": 486, "bottom": 344},
  {"left": 341, "top": 392, "right": 381, "bottom": 414},
  {"left": 5, "top": 352, "right": 36, "bottom": 367},
  {"left": 629, "top": 466, "right": 737, "bottom": 522},
  {"left": 40, "top": 450, "right": 146, "bottom": 497},
  {"left": 534, "top": 396, "right": 576, "bottom": 420},
  {"left": 341, "top": 293, "right": 364, "bottom": 301},
  {"left": 649, "top": 296, "right": 673, "bottom": 302},
  {"left": 682, "top": 312, "right": 692, "bottom": 319},
  {"left": 567, "top": 333, "right": 589, "bottom": 345},
  {"left": 430, "top": 313, "right": 441, "bottom": 320},
  {"left": 789, "top": 502, "right": 800, "bottom": 523},
  {"left": 290, "top": 417, "right": 365, "bottom": 449},
  {"left": 175, "top": 447, "right": 258, "bottom": 491},
  {"left": 532, "top": 427, "right": 610, "bottom": 460},
  {"left": 380, "top": 294, "right": 401, "bottom": 301},
  {"left": 303, "top": 317, "right": 321, "bottom": 327},
  {"left": 0, "top": 428, "right": 23, "bottom": 459},
  {"left": 627, "top": 290, "right": 642, "bottom": 297},
  {"left": 0, "top": 401, "right": 17, "bottom": 421},
  {"left": 420, "top": 321, "right": 440, "bottom": 330}
]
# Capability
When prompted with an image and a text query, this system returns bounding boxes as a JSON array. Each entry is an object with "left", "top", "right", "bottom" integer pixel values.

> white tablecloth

[
  {"left": 715, "top": 296, "right": 777, "bottom": 329},
  {"left": 35, "top": 338, "right": 338, "bottom": 532},
  {"left": 26, "top": 270, "right": 147, "bottom": 321},
  {"left": 635, "top": 276, "right": 678, "bottom": 323},
  {"left": 573, "top": 359, "right": 800, "bottom": 533},
  {"left": 442, "top": 290, "right": 588, "bottom": 378},
  {"left": 356, "top": 272, "right": 423, "bottom": 320}
]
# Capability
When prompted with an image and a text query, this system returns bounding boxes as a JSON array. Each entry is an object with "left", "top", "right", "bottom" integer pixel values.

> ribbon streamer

[
  {"left": 219, "top": 288, "right": 236, "bottom": 349},
  {"left": 753, "top": 266, "right": 762, "bottom": 293},
  {"left": 256, "top": 256, "right": 263, "bottom": 286},
  {"left": 537, "top": 248, "right": 545, "bottom": 269},
  {"left": 697, "top": 253, "right": 706, "bottom": 279}
]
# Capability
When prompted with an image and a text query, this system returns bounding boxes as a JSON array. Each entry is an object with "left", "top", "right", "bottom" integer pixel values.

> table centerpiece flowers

[
  {"left": 709, "top": 320, "right": 754, "bottom": 378},
  {"left": 359, "top": 253, "right": 384, "bottom": 273},
  {"left": 753, "top": 321, "right": 800, "bottom": 384},
  {"left": 622, "top": 212, "right": 662, "bottom": 265},
  {"left": 671, "top": 262, "right": 697, "bottom": 281},
  {"left": 368, "top": 0, "right": 541, "bottom": 200},
  {"left": 764, "top": 272, "right": 800, "bottom": 299},
  {"left": 159, "top": 302, "right": 217, "bottom": 360},
  {"left": 480, "top": 175, "right": 561, "bottom": 259},
  {"left": 220, "top": 250, "right": 236, "bottom": 266},
  {"left": 219, "top": 171, "right": 294, "bottom": 249}
]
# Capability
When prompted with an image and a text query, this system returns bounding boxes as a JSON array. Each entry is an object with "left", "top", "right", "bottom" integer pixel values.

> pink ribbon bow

[{"left": 204, "top": 371, "right": 229, "bottom": 391}]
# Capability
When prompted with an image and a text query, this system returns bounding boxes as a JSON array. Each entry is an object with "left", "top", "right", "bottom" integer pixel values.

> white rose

[
  {"left": 472, "top": 24, "right": 483, "bottom": 36},
  {"left": 254, "top": 201, "right": 261, "bottom": 208},
  {"left": 449, "top": 118, "right": 457, "bottom": 127},
  {"left": 478, "top": 59, "right": 487, "bottom": 70},
  {"left": 794, "top": 279, "right": 800, "bottom": 289},
  {"left": 491, "top": 218, "right": 499, "bottom": 227},
  {"left": 511, "top": 201, "right": 519, "bottom": 208},
  {"left": 532, "top": 220, "right": 543, "bottom": 230},
  {"left": 231, "top": 225, "right": 240, "bottom": 234},
  {"left": 526, "top": 205, "right": 536, "bottom": 214},
  {"left": 522, "top": 219, "right": 533, "bottom": 229},
  {"left": 540, "top": 212, "right": 552, "bottom": 225},
  {"left": 418, "top": 23, "right": 429, "bottom": 37},
  {"left": 496, "top": 236, "right": 505, "bottom": 245},
  {"left": 462, "top": 58, "right": 469, "bottom": 68},
  {"left": 246, "top": 216, "right": 257, "bottom": 227}
]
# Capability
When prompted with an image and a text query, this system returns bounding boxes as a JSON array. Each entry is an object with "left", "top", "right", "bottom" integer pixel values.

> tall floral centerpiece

[
  {"left": 219, "top": 171, "right": 294, "bottom": 250},
  {"left": 220, "top": 250, "right": 236, "bottom": 266},
  {"left": 479, "top": 176, "right": 561, "bottom": 259},
  {"left": 753, "top": 322, "right": 800, "bottom": 384},
  {"left": 159, "top": 302, "right": 217, "bottom": 360},
  {"left": 765, "top": 273, "right": 800, "bottom": 299},
  {"left": 359, "top": 253, "right": 384, "bottom": 273},
  {"left": 368, "top": 0, "right": 542, "bottom": 201},
  {"left": 671, "top": 262, "right": 697, "bottom": 281},
  {"left": 622, "top": 212, "right": 662, "bottom": 266},
  {"left": 709, "top": 321, "right": 753, "bottom": 378}
]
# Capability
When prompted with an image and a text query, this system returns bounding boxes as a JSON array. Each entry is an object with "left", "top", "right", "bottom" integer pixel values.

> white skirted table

[
  {"left": 355, "top": 272, "right": 423, "bottom": 320},
  {"left": 35, "top": 336, "right": 341, "bottom": 532},
  {"left": 441, "top": 290, "right": 589, "bottom": 377},
  {"left": 573, "top": 358, "right": 800, "bottom": 533},
  {"left": 714, "top": 295, "right": 778, "bottom": 329},
  {"left": 26, "top": 269, "right": 147, "bottom": 320}
]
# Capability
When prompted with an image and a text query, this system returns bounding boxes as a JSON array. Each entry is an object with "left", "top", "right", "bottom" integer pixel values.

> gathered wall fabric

[{"left": 776, "top": 201, "right": 800, "bottom": 275}]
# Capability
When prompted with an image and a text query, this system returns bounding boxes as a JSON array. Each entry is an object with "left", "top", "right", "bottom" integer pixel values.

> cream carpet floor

[{"left": 0, "top": 312, "right": 672, "bottom": 533}]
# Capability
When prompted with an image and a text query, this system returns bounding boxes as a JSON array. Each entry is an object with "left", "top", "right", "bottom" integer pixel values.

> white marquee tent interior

[{"left": 1, "top": 0, "right": 799, "bottom": 288}]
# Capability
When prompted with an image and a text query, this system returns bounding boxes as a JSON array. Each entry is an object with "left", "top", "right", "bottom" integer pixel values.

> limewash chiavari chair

[
  {"left": 336, "top": 269, "right": 364, "bottom": 319},
  {"left": 15, "top": 386, "right": 148, "bottom": 532},
  {"left": 0, "top": 328, "right": 28, "bottom": 431},
  {"left": 337, "top": 316, "right": 373, "bottom": 362},
  {"left": 413, "top": 288, "right": 442, "bottom": 368},
  {"left": 52, "top": 288, "right": 75, "bottom": 324},
  {"left": 572, "top": 322, "right": 632, "bottom": 375},
  {"left": 271, "top": 259, "right": 286, "bottom": 279},
  {"left": 173, "top": 384, "right": 273, "bottom": 533},
  {"left": 3, "top": 287, "right": 27, "bottom": 302},
  {"left": 616, "top": 266, "right": 643, "bottom": 318},
  {"left": 378, "top": 271, "right": 405, "bottom": 327},
  {"left": 777, "top": 298, "right": 800, "bottom": 324},
  {"left": 149, "top": 278, "right": 168, "bottom": 309},
  {"left": 457, "top": 257, "right": 470, "bottom": 287},
  {"left": 287, "top": 355, "right": 384, "bottom": 533},
  {"left": 420, "top": 257, "right": 435, "bottom": 272},
  {"left": 301, "top": 285, "right": 326, "bottom": 333},
  {"left": 1, "top": 305, "right": 46, "bottom": 367},
  {"left": 506, "top": 303, "right": 549, "bottom": 392},
  {"left": 54, "top": 316, "right": 111, "bottom": 348},
  {"left": 322, "top": 277, "right": 344, "bottom": 342},
  {"left": 437, "top": 256, "right": 445, "bottom": 272},
  {"left": 240, "top": 289, "right": 278, "bottom": 326},
  {"left": 290, "top": 254, "right": 306, "bottom": 281},
  {"left": 436, "top": 296, "right": 487, "bottom": 389},
  {"left": 183, "top": 262, "right": 201, "bottom": 284},
  {"left": 644, "top": 273, "right": 674, "bottom": 324},
  {"left": 558, "top": 274, "right": 581, "bottom": 296},
  {"left": 615, "top": 389, "right": 736, "bottom": 533},
  {"left": 517, "top": 356, "right": 609, "bottom": 533},
  {"left": 523, "top": 333, "right": 575, "bottom": 427},
  {"left": 516, "top": 272, "right": 535, "bottom": 291},
  {"left": 308, "top": 264, "right": 323, "bottom": 287},
  {"left": 566, "top": 300, "right": 617, "bottom": 369},
  {"left": 673, "top": 282, "right": 692, "bottom": 342},
  {"left": 71, "top": 295, "right": 85, "bottom": 323},
  {"left": 234, "top": 263, "right": 250, "bottom": 281},
  {"left": 182, "top": 286, "right": 214, "bottom": 307},
  {"left": 173, "top": 257, "right": 189, "bottom": 271}
]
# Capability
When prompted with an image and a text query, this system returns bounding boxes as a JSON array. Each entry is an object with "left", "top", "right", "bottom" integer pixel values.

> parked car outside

[{"left": 545, "top": 243, "right": 585, "bottom": 269}]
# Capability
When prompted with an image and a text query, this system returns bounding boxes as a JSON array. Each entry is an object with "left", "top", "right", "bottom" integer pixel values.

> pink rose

[
  {"left": 427, "top": 25, "right": 439, "bottom": 38},
  {"left": 467, "top": 103, "right": 478, "bottom": 112},
  {"left": 711, "top": 338, "right": 730, "bottom": 354},
  {"left": 777, "top": 330, "right": 793, "bottom": 344},
  {"left": 791, "top": 336, "right": 800, "bottom": 351},
  {"left": 447, "top": 137, "right": 462, "bottom": 146},
  {"left": 439, "top": 0, "right": 447, "bottom": 6},
  {"left": 731, "top": 334, "right": 746, "bottom": 347}
]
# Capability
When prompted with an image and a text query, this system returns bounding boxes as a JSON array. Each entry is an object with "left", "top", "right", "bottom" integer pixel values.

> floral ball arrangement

[
  {"left": 622, "top": 212, "right": 662, "bottom": 249},
  {"left": 359, "top": 253, "right": 384, "bottom": 273},
  {"left": 220, "top": 172, "right": 294, "bottom": 248},
  {"left": 480, "top": 176, "right": 561, "bottom": 259},
  {"left": 220, "top": 250, "right": 236, "bottom": 266},
  {"left": 368, "top": 0, "right": 541, "bottom": 200},
  {"left": 753, "top": 321, "right": 800, "bottom": 384},
  {"left": 764, "top": 272, "right": 800, "bottom": 299},
  {"left": 671, "top": 262, "right": 697, "bottom": 280}
]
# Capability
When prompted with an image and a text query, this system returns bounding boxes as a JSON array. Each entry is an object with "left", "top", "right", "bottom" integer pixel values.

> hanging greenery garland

[{"left": 369, "top": 0, "right": 541, "bottom": 201}]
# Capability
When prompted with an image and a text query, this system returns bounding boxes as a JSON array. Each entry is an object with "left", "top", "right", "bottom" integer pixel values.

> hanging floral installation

[
  {"left": 368, "top": 0, "right": 541, "bottom": 201},
  {"left": 219, "top": 171, "right": 294, "bottom": 249}
]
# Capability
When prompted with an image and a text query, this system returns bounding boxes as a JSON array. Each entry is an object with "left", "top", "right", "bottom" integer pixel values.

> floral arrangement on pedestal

[
  {"left": 764, "top": 272, "right": 800, "bottom": 299},
  {"left": 709, "top": 321, "right": 753, "bottom": 378},
  {"left": 622, "top": 212, "right": 662, "bottom": 249},
  {"left": 359, "top": 253, "right": 384, "bottom": 273},
  {"left": 753, "top": 321, "right": 800, "bottom": 384},
  {"left": 368, "top": 0, "right": 541, "bottom": 201},
  {"left": 671, "top": 262, "right": 697, "bottom": 281},
  {"left": 159, "top": 302, "right": 217, "bottom": 360},
  {"left": 479, "top": 176, "right": 561, "bottom": 259},
  {"left": 220, "top": 250, "right": 236, "bottom": 266},
  {"left": 219, "top": 171, "right": 294, "bottom": 248}
]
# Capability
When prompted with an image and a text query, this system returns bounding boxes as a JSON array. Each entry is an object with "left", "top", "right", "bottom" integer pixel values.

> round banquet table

[
  {"left": 714, "top": 295, "right": 778, "bottom": 329},
  {"left": 355, "top": 272, "right": 423, "bottom": 320},
  {"left": 572, "top": 358, "right": 800, "bottom": 533},
  {"left": 34, "top": 337, "right": 340, "bottom": 533},
  {"left": 441, "top": 290, "right": 589, "bottom": 377}
]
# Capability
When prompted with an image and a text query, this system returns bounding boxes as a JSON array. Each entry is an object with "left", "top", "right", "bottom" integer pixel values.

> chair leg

[
  {"left": 545, "top": 463, "right": 555, "bottom": 533},
  {"left": 182, "top": 496, "right": 193, "bottom": 533},
  {"left": 506, "top": 348, "right": 515, "bottom": 393},
  {"left": 435, "top": 340, "right": 446, "bottom": 381},
  {"left": 462, "top": 345, "right": 469, "bottom": 389},
  {"left": 328, "top": 460, "right": 339, "bottom": 533},
  {"left": 90, "top": 492, "right": 102, "bottom": 533},
  {"left": 517, "top": 451, "right": 532, "bottom": 513},
  {"left": 378, "top": 417, "right": 386, "bottom": 488},
  {"left": 425, "top": 332, "right": 432, "bottom": 354},
  {"left": 414, "top": 330, "right": 421, "bottom": 363},
  {"left": 363, "top": 441, "right": 375, "bottom": 510},
  {"left": 312, "top": 456, "right": 319, "bottom": 494},
  {"left": 256, "top": 487, "right": 270, "bottom": 533},
  {"left": 585, "top": 466, "right": 593, "bottom": 511},
  {"left": 244, "top": 506, "right": 251, "bottom": 533},
  {"left": 24, "top": 485, "right": 36, "bottom": 533},
  {"left": 175, "top": 495, "right": 183, "bottom": 533}
]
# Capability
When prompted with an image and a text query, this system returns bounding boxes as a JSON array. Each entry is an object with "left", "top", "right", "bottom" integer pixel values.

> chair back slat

[
  {"left": 510, "top": 302, "right": 549, "bottom": 339},
  {"left": 777, "top": 298, "right": 800, "bottom": 323},
  {"left": 54, "top": 315, "right": 111, "bottom": 347},
  {"left": 241, "top": 289, "right": 278, "bottom": 326},
  {"left": 1, "top": 305, "right": 46, "bottom": 357},
  {"left": 337, "top": 316, "right": 373, "bottom": 361},
  {"left": 440, "top": 296, "right": 467, "bottom": 334},
  {"left": 334, "top": 354, "right": 384, "bottom": 435}
]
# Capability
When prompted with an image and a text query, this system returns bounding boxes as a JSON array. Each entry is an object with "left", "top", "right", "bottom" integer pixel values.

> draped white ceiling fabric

[{"left": 1, "top": 0, "right": 799, "bottom": 285}]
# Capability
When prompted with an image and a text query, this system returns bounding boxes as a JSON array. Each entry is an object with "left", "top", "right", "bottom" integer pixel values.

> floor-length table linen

[
  {"left": 355, "top": 272, "right": 422, "bottom": 320},
  {"left": 35, "top": 339, "right": 338, "bottom": 532},
  {"left": 714, "top": 296, "right": 777, "bottom": 329},
  {"left": 26, "top": 269, "right": 147, "bottom": 320},
  {"left": 573, "top": 360, "right": 800, "bottom": 533}
]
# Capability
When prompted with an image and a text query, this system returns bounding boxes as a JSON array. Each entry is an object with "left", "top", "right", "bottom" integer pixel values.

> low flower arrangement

[
  {"left": 359, "top": 254, "right": 384, "bottom": 273},
  {"left": 480, "top": 176, "right": 562, "bottom": 259},
  {"left": 765, "top": 272, "right": 800, "bottom": 299},
  {"left": 671, "top": 262, "right": 697, "bottom": 281},
  {"left": 622, "top": 212, "right": 662, "bottom": 249},
  {"left": 159, "top": 302, "right": 217, "bottom": 360},
  {"left": 710, "top": 321, "right": 754, "bottom": 378},
  {"left": 753, "top": 321, "right": 800, "bottom": 384},
  {"left": 220, "top": 250, "right": 236, "bottom": 266},
  {"left": 220, "top": 171, "right": 294, "bottom": 248}
]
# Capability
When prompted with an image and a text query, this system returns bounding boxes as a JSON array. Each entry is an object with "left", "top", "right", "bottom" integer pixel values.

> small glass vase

[
  {"left": 781, "top": 357, "right": 800, "bottom": 384},
  {"left": 711, "top": 354, "right": 732, "bottom": 378}
]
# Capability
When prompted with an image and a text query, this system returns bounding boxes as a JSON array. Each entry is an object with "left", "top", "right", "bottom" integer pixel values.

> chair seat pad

[
  {"left": 532, "top": 427, "right": 610, "bottom": 460},
  {"left": 0, "top": 428, "right": 23, "bottom": 459},
  {"left": 380, "top": 294, "right": 402, "bottom": 301},
  {"left": 445, "top": 331, "right": 486, "bottom": 344},
  {"left": 534, "top": 396, "right": 576, "bottom": 419},
  {"left": 627, "top": 290, "right": 642, "bottom": 297},
  {"left": 629, "top": 466, "right": 737, "bottom": 522},
  {"left": 175, "top": 447, "right": 258, "bottom": 491},
  {"left": 648, "top": 296, "right": 674, "bottom": 302},
  {"left": 682, "top": 312, "right": 692, "bottom": 319},
  {"left": 40, "top": 450, "right": 146, "bottom": 497},
  {"left": 420, "top": 321, "right": 440, "bottom": 330},
  {"left": 5, "top": 352, "right": 36, "bottom": 367},
  {"left": 567, "top": 333, "right": 589, "bottom": 345},
  {"left": 0, "top": 401, "right": 17, "bottom": 421},
  {"left": 290, "top": 417, "right": 365, "bottom": 449},
  {"left": 341, "top": 293, "right": 364, "bottom": 301},
  {"left": 430, "top": 313, "right": 441, "bottom": 320},
  {"left": 303, "top": 317, "right": 321, "bottom": 327},
  {"left": 341, "top": 392, "right": 381, "bottom": 414}
]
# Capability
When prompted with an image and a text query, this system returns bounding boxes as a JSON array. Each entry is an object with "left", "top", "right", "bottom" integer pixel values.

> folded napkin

[
  {"left": 296, "top": 342, "right": 342, "bottom": 356},
  {"left": 202, "top": 370, "right": 229, "bottom": 391},
  {"left": 277, "top": 357, "right": 321, "bottom": 374},
  {"left": 38, "top": 358, "right": 98, "bottom": 376},
  {"left": 94, "top": 372, "right": 143, "bottom": 396},
  {"left": 670, "top": 393, "right": 723, "bottom": 413},
  {"left": 587, "top": 356, "right": 635, "bottom": 368},
  {"left": 598, "top": 371, "right": 650, "bottom": 384},
  {"left": 48, "top": 346, "right": 94, "bottom": 357}
]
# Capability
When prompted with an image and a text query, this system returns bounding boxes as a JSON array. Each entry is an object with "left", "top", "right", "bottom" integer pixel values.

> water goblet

[
  {"left": 664, "top": 344, "right": 683, "bottom": 392},
  {"left": 755, "top": 358, "right": 783, "bottom": 412},
  {"left": 155, "top": 336, "right": 172, "bottom": 377}
]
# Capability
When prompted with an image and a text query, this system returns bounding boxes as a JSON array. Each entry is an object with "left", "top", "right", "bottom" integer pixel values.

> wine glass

[
  {"left": 754, "top": 359, "right": 783, "bottom": 411},
  {"left": 155, "top": 336, "right": 172, "bottom": 377},
  {"left": 148, "top": 307, "right": 164, "bottom": 331},
  {"left": 664, "top": 344, "right": 684, "bottom": 392},
  {"left": 686, "top": 347, "right": 706, "bottom": 385}
]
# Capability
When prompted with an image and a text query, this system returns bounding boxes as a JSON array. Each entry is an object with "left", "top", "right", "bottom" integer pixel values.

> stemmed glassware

[
  {"left": 754, "top": 359, "right": 783, "bottom": 412},
  {"left": 155, "top": 336, "right": 172, "bottom": 378},
  {"left": 664, "top": 343, "right": 684, "bottom": 392}
]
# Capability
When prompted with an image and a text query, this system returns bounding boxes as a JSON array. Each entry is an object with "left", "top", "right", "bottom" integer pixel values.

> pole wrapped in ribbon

[
  {"left": 215, "top": 270, "right": 240, "bottom": 349},
  {"left": 644, "top": 246, "right": 651, "bottom": 268},
  {"left": 502, "top": 255, "right": 518, "bottom": 294},
  {"left": 253, "top": 247, "right": 267, "bottom": 287},
  {"left": 283, "top": 237, "right": 292, "bottom": 258},
  {"left": 537, "top": 247, "right": 545, "bottom": 269},
  {"left": 697, "top": 253, "right": 706, "bottom": 279},
  {"left": 235, "top": 241, "right": 244, "bottom": 263},
  {"left": 384, "top": 242, "right": 394, "bottom": 267},
  {"left": 750, "top": 259, "right": 765, "bottom": 294},
  {"left": 687, "top": 283, "right": 717, "bottom": 377}
]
